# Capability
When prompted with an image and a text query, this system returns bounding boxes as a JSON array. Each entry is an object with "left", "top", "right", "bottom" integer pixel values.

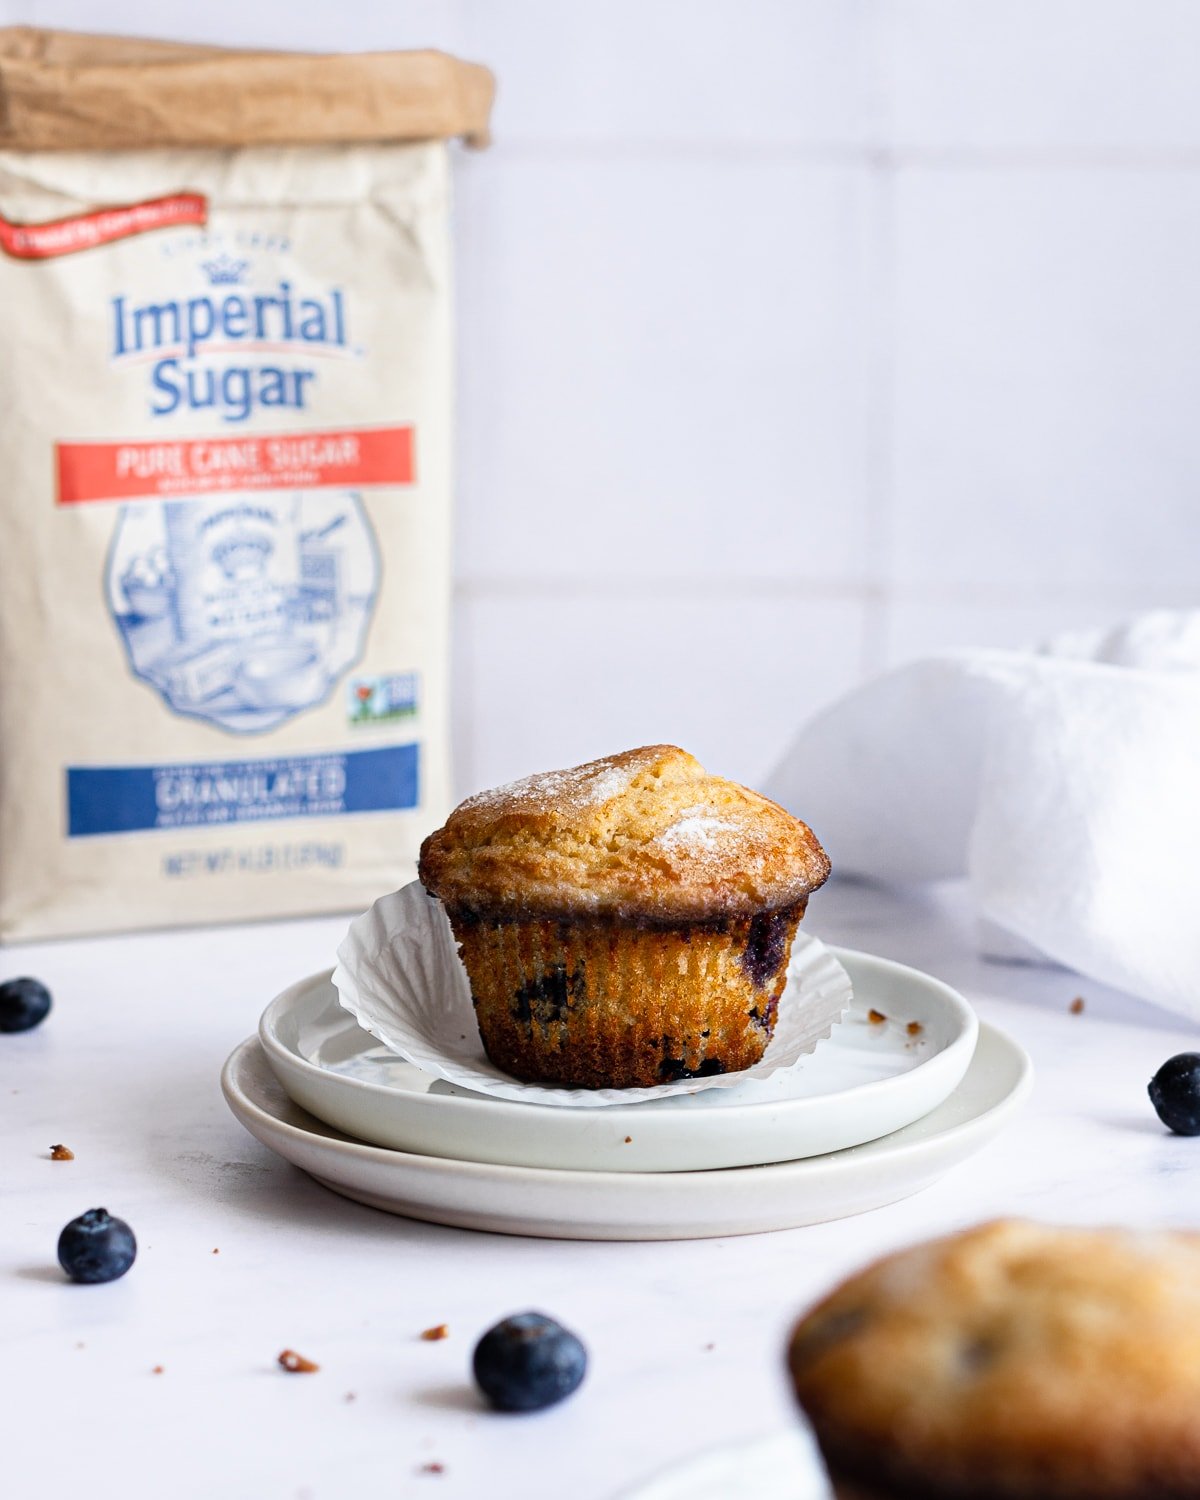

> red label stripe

[
  {"left": 56, "top": 426, "right": 416, "bottom": 504},
  {"left": 0, "top": 193, "right": 207, "bottom": 261}
]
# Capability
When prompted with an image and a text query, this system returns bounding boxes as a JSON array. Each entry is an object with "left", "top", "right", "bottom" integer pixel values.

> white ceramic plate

[
  {"left": 614, "top": 1430, "right": 831, "bottom": 1500},
  {"left": 260, "top": 949, "right": 976, "bottom": 1172},
  {"left": 221, "top": 1020, "right": 1031, "bottom": 1241}
]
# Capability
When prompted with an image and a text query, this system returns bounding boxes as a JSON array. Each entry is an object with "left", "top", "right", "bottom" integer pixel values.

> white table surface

[{"left": 5, "top": 876, "right": 1197, "bottom": 1500}]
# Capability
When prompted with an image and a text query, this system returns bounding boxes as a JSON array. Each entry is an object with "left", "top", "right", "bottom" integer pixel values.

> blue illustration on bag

[{"left": 107, "top": 490, "right": 380, "bottom": 732}]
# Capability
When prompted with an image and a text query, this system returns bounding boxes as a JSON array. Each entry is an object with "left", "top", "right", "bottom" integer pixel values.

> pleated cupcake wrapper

[
  {"left": 455, "top": 912, "right": 798, "bottom": 1087},
  {"left": 332, "top": 882, "right": 853, "bottom": 1108}
]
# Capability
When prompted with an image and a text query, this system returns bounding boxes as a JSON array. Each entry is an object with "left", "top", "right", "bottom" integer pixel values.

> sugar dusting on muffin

[
  {"left": 420, "top": 744, "right": 829, "bottom": 924},
  {"left": 459, "top": 757, "right": 637, "bottom": 814},
  {"left": 655, "top": 812, "right": 740, "bottom": 851}
]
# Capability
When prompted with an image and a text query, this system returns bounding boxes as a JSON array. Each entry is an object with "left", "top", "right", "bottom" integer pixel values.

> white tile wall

[
  {"left": 5, "top": 0, "right": 1200, "bottom": 795},
  {"left": 889, "top": 167, "right": 1200, "bottom": 595},
  {"left": 885, "top": 1, "right": 1200, "bottom": 152},
  {"left": 460, "top": 0, "right": 873, "bottom": 147},
  {"left": 454, "top": 154, "right": 874, "bottom": 586},
  {"left": 451, "top": 589, "right": 868, "bottom": 797}
]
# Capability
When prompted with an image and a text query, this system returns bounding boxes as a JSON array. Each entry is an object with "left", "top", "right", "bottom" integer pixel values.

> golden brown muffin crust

[
  {"left": 788, "top": 1219, "right": 1200, "bottom": 1500},
  {"left": 418, "top": 745, "right": 830, "bottom": 922}
]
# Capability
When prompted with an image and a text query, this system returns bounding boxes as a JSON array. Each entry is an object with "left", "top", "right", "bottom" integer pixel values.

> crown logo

[{"left": 200, "top": 253, "right": 249, "bottom": 286}]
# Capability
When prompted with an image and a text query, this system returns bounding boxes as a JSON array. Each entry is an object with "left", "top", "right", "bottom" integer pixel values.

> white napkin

[{"left": 764, "top": 611, "right": 1200, "bottom": 1017}]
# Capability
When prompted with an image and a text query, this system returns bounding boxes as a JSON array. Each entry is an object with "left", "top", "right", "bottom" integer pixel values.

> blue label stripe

[{"left": 67, "top": 744, "right": 419, "bottom": 837}]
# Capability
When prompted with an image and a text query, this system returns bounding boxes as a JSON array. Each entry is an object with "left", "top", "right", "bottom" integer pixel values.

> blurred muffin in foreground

[
  {"left": 418, "top": 744, "right": 830, "bottom": 1088},
  {"left": 788, "top": 1218, "right": 1200, "bottom": 1499}
]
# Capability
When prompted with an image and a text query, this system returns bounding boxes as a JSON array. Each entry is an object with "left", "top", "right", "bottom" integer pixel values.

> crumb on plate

[
  {"left": 906, "top": 1021, "right": 923, "bottom": 1037},
  {"left": 1070, "top": 996, "right": 1086, "bottom": 1015},
  {"left": 49, "top": 1143, "right": 74, "bottom": 1160},
  {"left": 420, "top": 1324, "right": 449, "bottom": 1342},
  {"left": 867, "top": 1008, "right": 887, "bottom": 1025}
]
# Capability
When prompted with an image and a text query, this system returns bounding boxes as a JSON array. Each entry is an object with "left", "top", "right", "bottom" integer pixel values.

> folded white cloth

[{"left": 764, "top": 611, "right": 1200, "bottom": 1017}]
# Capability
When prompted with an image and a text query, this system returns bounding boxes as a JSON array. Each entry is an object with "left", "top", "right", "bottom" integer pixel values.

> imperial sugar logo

[{"left": 110, "top": 252, "right": 352, "bottom": 423}]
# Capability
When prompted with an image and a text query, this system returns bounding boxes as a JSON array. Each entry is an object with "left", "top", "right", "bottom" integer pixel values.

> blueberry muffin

[
  {"left": 788, "top": 1219, "right": 1200, "bottom": 1499},
  {"left": 417, "top": 744, "right": 830, "bottom": 1088}
]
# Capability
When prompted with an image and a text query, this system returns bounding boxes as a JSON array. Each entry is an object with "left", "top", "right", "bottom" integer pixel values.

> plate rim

[
  {"left": 224, "top": 1019, "right": 1032, "bottom": 1190},
  {"left": 613, "top": 1428, "right": 831, "bottom": 1500},
  {"left": 259, "top": 944, "right": 979, "bottom": 1127}
]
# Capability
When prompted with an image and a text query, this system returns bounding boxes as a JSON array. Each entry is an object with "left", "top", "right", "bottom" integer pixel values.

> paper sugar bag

[{"left": 0, "top": 31, "right": 493, "bottom": 939}]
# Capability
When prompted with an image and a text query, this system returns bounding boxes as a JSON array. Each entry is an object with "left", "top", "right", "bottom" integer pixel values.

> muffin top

[
  {"left": 788, "top": 1218, "right": 1200, "bottom": 1500},
  {"left": 418, "top": 744, "right": 830, "bottom": 922}
]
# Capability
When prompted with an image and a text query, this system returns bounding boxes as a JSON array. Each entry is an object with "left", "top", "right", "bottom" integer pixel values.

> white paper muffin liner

[{"left": 332, "top": 882, "right": 853, "bottom": 1108}]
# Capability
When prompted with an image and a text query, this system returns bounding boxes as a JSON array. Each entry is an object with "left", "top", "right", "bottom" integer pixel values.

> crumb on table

[
  {"left": 624, "top": 1136, "right": 632, "bottom": 1144},
  {"left": 417, "top": 1462, "right": 445, "bottom": 1476},
  {"left": 278, "top": 1349, "right": 320, "bottom": 1373},
  {"left": 420, "top": 1324, "right": 449, "bottom": 1342},
  {"left": 867, "top": 1008, "right": 887, "bottom": 1025},
  {"left": 152, "top": 1365, "right": 164, "bottom": 1375},
  {"left": 49, "top": 1144, "right": 74, "bottom": 1161}
]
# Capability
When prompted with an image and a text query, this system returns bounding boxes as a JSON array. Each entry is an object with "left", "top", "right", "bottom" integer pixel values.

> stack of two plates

[{"left": 221, "top": 945, "right": 1031, "bottom": 1241}]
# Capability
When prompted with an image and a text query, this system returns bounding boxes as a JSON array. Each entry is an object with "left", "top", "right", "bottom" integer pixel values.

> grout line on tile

[
  {"left": 453, "top": 577, "right": 885, "bottom": 603},
  {"left": 884, "top": 582, "right": 1200, "bottom": 609},
  {"left": 483, "top": 140, "right": 1200, "bottom": 174},
  {"left": 452, "top": 578, "right": 1200, "bottom": 612},
  {"left": 482, "top": 139, "right": 870, "bottom": 165},
  {"left": 860, "top": 596, "right": 891, "bottom": 681},
  {"left": 889, "top": 145, "right": 1200, "bottom": 172},
  {"left": 862, "top": 0, "right": 899, "bottom": 148},
  {"left": 859, "top": 155, "right": 897, "bottom": 673}
]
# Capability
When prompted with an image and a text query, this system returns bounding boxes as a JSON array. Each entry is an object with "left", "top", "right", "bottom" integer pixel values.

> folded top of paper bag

[{"left": 763, "top": 611, "right": 1200, "bottom": 1019}]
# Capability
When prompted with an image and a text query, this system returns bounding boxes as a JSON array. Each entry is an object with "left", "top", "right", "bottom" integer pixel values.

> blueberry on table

[
  {"left": 472, "top": 1312, "right": 587, "bottom": 1412},
  {"left": 0, "top": 976, "right": 51, "bottom": 1033},
  {"left": 57, "top": 1208, "right": 137, "bottom": 1284},
  {"left": 1148, "top": 1054, "right": 1200, "bottom": 1136}
]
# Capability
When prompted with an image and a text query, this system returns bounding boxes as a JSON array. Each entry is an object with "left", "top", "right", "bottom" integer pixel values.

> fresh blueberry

[
  {"left": 1149, "top": 1053, "right": 1200, "bottom": 1135},
  {"left": 472, "top": 1312, "right": 587, "bottom": 1412},
  {"left": 0, "top": 976, "right": 52, "bottom": 1033},
  {"left": 57, "top": 1208, "right": 137, "bottom": 1284}
]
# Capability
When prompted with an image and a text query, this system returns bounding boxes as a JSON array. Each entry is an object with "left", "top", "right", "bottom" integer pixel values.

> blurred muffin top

[
  {"left": 788, "top": 1218, "right": 1200, "bottom": 1499},
  {"left": 418, "top": 744, "right": 830, "bottom": 922}
]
